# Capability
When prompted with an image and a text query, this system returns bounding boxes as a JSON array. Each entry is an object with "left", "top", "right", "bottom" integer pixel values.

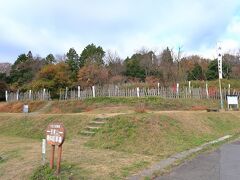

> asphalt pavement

[{"left": 157, "top": 140, "right": 240, "bottom": 180}]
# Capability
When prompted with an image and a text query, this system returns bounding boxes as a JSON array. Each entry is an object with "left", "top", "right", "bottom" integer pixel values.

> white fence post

[
  {"left": 16, "top": 89, "right": 19, "bottom": 101},
  {"left": 158, "top": 83, "right": 160, "bottom": 96},
  {"left": 137, "top": 87, "right": 140, "bottom": 97},
  {"left": 188, "top": 81, "right": 191, "bottom": 94},
  {"left": 42, "top": 139, "right": 46, "bottom": 165},
  {"left": 92, "top": 86, "right": 96, "bottom": 98},
  {"left": 65, "top": 87, "right": 68, "bottom": 100},
  {"left": 5, "top": 90, "right": 8, "bottom": 102},
  {"left": 228, "top": 84, "right": 231, "bottom": 95},
  {"left": 177, "top": 83, "right": 179, "bottom": 95},
  {"left": 206, "top": 83, "right": 209, "bottom": 99},
  {"left": 78, "top": 86, "right": 81, "bottom": 99},
  {"left": 43, "top": 88, "right": 46, "bottom": 100},
  {"left": 29, "top": 90, "right": 32, "bottom": 100}
]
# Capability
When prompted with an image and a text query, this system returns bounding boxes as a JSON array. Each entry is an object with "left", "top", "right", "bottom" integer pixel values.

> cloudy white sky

[{"left": 0, "top": 0, "right": 240, "bottom": 62}]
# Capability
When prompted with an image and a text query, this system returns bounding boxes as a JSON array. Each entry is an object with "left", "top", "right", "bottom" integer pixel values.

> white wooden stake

[
  {"left": 16, "top": 90, "right": 19, "bottom": 101},
  {"left": 228, "top": 84, "right": 231, "bottom": 95},
  {"left": 188, "top": 81, "right": 191, "bottom": 94},
  {"left": 78, "top": 86, "right": 81, "bottom": 99},
  {"left": 92, "top": 86, "right": 96, "bottom": 98},
  {"left": 5, "top": 90, "right": 8, "bottom": 102},
  {"left": 177, "top": 83, "right": 179, "bottom": 95},
  {"left": 65, "top": 87, "right": 68, "bottom": 100},
  {"left": 29, "top": 90, "right": 32, "bottom": 100},
  {"left": 42, "top": 139, "right": 46, "bottom": 165},
  {"left": 43, "top": 88, "right": 46, "bottom": 100},
  {"left": 206, "top": 83, "right": 209, "bottom": 99},
  {"left": 137, "top": 87, "right": 140, "bottom": 97}
]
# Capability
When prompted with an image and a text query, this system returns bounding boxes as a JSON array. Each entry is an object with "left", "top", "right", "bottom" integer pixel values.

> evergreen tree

[
  {"left": 79, "top": 44, "right": 105, "bottom": 67},
  {"left": 187, "top": 63, "right": 205, "bottom": 80},
  {"left": 45, "top": 54, "right": 56, "bottom": 64},
  {"left": 66, "top": 48, "right": 79, "bottom": 80},
  {"left": 206, "top": 59, "right": 231, "bottom": 80}
]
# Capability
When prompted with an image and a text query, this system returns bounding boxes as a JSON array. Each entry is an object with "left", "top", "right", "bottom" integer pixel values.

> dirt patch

[
  {"left": 190, "top": 106, "right": 208, "bottom": 111},
  {"left": 0, "top": 101, "right": 46, "bottom": 113}
]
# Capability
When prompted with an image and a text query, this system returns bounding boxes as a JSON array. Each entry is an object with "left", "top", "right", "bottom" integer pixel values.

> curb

[{"left": 128, "top": 135, "right": 232, "bottom": 180}]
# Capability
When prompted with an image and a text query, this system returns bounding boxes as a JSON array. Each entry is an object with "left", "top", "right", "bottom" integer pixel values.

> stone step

[
  {"left": 94, "top": 118, "right": 106, "bottom": 121},
  {"left": 90, "top": 121, "right": 106, "bottom": 124},
  {"left": 80, "top": 131, "right": 96, "bottom": 135},
  {"left": 86, "top": 126, "right": 101, "bottom": 130}
]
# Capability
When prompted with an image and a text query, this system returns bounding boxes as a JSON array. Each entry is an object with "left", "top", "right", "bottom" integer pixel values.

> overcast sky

[{"left": 0, "top": 0, "right": 240, "bottom": 63}]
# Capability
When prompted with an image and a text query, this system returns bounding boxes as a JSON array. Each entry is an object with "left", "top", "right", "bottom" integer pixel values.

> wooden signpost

[{"left": 46, "top": 122, "right": 65, "bottom": 174}]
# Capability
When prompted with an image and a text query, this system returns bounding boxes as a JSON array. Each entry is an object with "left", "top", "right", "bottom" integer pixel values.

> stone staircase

[{"left": 81, "top": 118, "right": 106, "bottom": 136}]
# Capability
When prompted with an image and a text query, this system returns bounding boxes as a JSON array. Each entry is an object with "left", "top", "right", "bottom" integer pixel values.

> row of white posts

[
  {"left": 5, "top": 89, "right": 47, "bottom": 102},
  {"left": 64, "top": 82, "right": 232, "bottom": 99},
  {"left": 8, "top": 82, "right": 233, "bottom": 101},
  {"left": 62, "top": 82, "right": 233, "bottom": 99}
]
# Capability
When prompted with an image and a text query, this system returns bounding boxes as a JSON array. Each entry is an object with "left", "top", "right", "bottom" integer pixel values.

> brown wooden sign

[
  {"left": 46, "top": 122, "right": 65, "bottom": 174},
  {"left": 46, "top": 122, "right": 65, "bottom": 146}
]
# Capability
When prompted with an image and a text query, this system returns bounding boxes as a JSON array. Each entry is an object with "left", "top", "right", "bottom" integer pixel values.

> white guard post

[
  {"left": 5, "top": 90, "right": 8, "bottom": 102},
  {"left": 92, "top": 86, "right": 96, "bottom": 98},
  {"left": 42, "top": 139, "right": 46, "bottom": 165},
  {"left": 137, "top": 87, "right": 140, "bottom": 97},
  {"left": 78, "top": 86, "right": 81, "bottom": 99},
  {"left": 176, "top": 83, "right": 179, "bottom": 95}
]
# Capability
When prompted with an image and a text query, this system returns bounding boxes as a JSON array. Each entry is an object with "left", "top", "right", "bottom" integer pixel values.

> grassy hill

[
  {"left": 0, "top": 97, "right": 221, "bottom": 113},
  {"left": 1, "top": 111, "right": 240, "bottom": 179}
]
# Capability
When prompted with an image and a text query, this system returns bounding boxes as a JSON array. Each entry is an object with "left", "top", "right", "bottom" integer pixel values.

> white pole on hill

[{"left": 217, "top": 43, "right": 224, "bottom": 109}]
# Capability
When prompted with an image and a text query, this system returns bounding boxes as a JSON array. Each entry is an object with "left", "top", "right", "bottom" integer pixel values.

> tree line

[{"left": 0, "top": 43, "right": 240, "bottom": 98}]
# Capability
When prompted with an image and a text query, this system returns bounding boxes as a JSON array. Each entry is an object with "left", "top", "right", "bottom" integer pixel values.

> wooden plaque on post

[
  {"left": 46, "top": 122, "right": 65, "bottom": 173},
  {"left": 46, "top": 122, "right": 65, "bottom": 146}
]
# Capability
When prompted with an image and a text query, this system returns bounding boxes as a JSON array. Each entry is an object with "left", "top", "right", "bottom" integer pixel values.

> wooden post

[
  {"left": 29, "top": 90, "right": 32, "bottom": 100},
  {"left": 206, "top": 83, "right": 209, "bottom": 99},
  {"left": 5, "top": 90, "right": 8, "bottom": 102},
  {"left": 176, "top": 83, "right": 179, "bottom": 97},
  {"left": 65, "top": 87, "right": 68, "bottom": 100},
  {"left": 56, "top": 145, "right": 63, "bottom": 174},
  {"left": 43, "top": 88, "right": 46, "bottom": 100},
  {"left": 78, "top": 86, "right": 81, "bottom": 99},
  {"left": 92, "top": 86, "right": 96, "bottom": 98},
  {"left": 228, "top": 84, "right": 231, "bottom": 95},
  {"left": 188, "top": 81, "right": 191, "bottom": 95},
  {"left": 137, "top": 87, "right": 140, "bottom": 97},
  {"left": 16, "top": 90, "right": 19, "bottom": 101},
  {"left": 42, "top": 139, "right": 46, "bottom": 165},
  {"left": 50, "top": 145, "right": 55, "bottom": 169}
]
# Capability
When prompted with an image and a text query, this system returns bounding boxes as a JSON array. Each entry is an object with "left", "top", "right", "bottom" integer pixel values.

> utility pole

[{"left": 217, "top": 43, "right": 224, "bottom": 109}]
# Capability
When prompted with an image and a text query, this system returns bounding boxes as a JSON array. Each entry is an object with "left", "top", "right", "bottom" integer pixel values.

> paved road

[{"left": 158, "top": 140, "right": 240, "bottom": 180}]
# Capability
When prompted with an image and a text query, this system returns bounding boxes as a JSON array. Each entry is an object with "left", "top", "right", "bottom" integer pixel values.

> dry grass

[
  {"left": 1, "top": 111, "right": 240, "bottom": 179},
  {"left": 134, "top": 103, "right": 147, "bottom": 113},
  {"left": 0, "top": 135, "right": 156, "bottom": 180},
  {"left": 0, "top": 101, "right": 46, "bottom": 113}
]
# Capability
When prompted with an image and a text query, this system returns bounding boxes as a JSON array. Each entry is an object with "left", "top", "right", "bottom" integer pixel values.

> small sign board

[
  {"left": 227, "top": 95, "right": 239, "bottom": 109},
  {"left": 23, "top": 104, "right": 29, "bottom": 113},
  {"left": 46, "top": 122, "right": 65, "bottom": 146}
]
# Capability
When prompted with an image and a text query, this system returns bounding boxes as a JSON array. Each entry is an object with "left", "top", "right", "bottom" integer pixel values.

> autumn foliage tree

[
  {"left": 77, "top": 64, "right": 109, "bottom": 88},
  {"left": 32, "top": 62, "right": 71, "bottom": 97}
]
